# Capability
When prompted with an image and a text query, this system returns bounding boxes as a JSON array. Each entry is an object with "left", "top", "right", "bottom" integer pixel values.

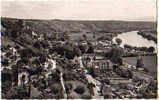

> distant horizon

[
  {"left": 1, "top": 16, "right": 157, "bottom": 22},
  {"left": 1, "top": 0, "right": 156, "bottom": 22}
]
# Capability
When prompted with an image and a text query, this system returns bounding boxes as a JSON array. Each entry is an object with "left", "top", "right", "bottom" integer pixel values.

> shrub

[
  {"left": 115, "top": 38, "right": 122, "bottom": 45},
  {"left": 33, "top": 41, "right": 41, "bottom": 49},
  {"left": 39, "top": 55, "right": 47, "bottom": 63},
  {"left": 19, "top": 48, "right": 34, "bottom": 58},
  {"left": 2, "top": 59, "right": 9, "bottom": 66},
  {"left": 20, "top": 57, "right": 30, "bottom": 65},
  {"left": 51, "top": 87, "right": 59, "bottom": 94},
  {"left": 148, "top": 46, "right": 155, "bottom": 53},
  {"left": 74, "top": 85, "right": 85, "bottom": 95},
  {"left": 105, "top": 47, "right": 124, "bottom": 65},
  {"left": 7, "top": 86, "right": 28, "bottom": 99},
  {"left": 65, "top": 83, "right": 73, "bottom": 93},
  {"left": 63, "top": 73, "right": 75, "bottom": 81}
]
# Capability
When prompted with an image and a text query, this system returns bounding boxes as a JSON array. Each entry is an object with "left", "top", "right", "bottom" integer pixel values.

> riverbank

[
  {"left": 123, "top": 53, "right": 157, "bottom": 57},
  {"left": 137, "top": 30, "right": 157, "bottom": 43},
  {"left": 113, "top": 31, "right": 157, "bottom": 49}
]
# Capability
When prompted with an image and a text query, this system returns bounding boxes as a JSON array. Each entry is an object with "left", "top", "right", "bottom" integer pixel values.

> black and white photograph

[{"left": 1, "top": 0, "right": 158, "bottom": 99}]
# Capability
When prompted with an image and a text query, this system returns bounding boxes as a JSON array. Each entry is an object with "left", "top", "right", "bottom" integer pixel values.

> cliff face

[{"left": 1, "top": 17, "right": 157, "bottom": 35}]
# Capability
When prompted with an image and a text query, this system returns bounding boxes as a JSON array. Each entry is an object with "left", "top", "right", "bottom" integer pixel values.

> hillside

[
  {"left": 1, "top": 17, "right": 157, "bottom": 99},
  {"left": 1, "top": 17, "right": 157, "bottom": 35}
]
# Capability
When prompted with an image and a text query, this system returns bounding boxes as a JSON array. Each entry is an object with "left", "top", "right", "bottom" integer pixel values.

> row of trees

[
  {"left": 137, "top": 31, "right": 157, "bottom": 43},
  {"left": 124, "top": 44, "right": 155, "bottom": 53},
  {"left": 50, "top": 41, "right": 94, "bottom": 59},
  {"left": 105, "top": 47, "right": 124, "bottom": 65}
]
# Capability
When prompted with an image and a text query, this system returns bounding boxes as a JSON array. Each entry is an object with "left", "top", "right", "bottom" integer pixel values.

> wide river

[
  {"left": 113, "top": 31, "right": 157, "bottom": 77},
  {"left": 112, "top": 31, "right": 157, "bottom": 51}
]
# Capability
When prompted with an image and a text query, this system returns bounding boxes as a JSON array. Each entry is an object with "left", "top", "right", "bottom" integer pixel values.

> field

[{"left": 123, "top": 55, "right": 157, "bottom": 77}]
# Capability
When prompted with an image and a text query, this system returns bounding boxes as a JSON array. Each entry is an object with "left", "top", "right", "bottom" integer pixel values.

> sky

[{"left": 1, "top": 0, "right": 157, "bottom": 21}]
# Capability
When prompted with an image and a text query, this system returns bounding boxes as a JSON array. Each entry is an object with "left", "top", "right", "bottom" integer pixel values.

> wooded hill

[{"left": 1, "top": 17, "right": 157, "bottom": 35}]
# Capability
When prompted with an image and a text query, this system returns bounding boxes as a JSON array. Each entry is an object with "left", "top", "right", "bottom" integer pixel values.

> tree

[
  {"left": 54, "top": 43, "right": 81, "bottom": 59},
  {"left": 7, "top": 86, "right": 28, "bottom": 99},
  {"left": 93, "top": 32, "right": 96, "bottom": 39},
  {"left": 20, "top": 57, "right": 30, "bottom": 65},
  {"left": 40, "top": 40, "right": 49, "bottom": 48},
  {"left": 73, "top": 46, "right": 82, "bottom": 57},
  {"left": 2, "top": 59, "right": 9, "bottom": 66},
  {"left": 74, "top": 85, "right": 85, "bottom": 95},
  {"left": 105, "top": 47, "right": 124, "bottom": 65},
  {"left": 97, "top": 35, "right": 112, "bottom": 41},
  {"left": 17, "top": 19, "right": 25, "bottom": 29},
  {"left": 148, "top": 46, "right": 155, "bottom": 53},
  {"left": 19, "top": 48, "right": 34, "bottom": 58},
  {"left": 78, "top": 44, "right": 88, "bottom": 54},
  {"left": 33, "top": 41, "right": 41, "bottom": 49},
  {"left": 82, "top": 34, "right": 87, "bottom": 41},
  {"left": 86, "top": 44, "right": 94, "bottom": 54},
  {"left": 87, "top": 83, "right": 95, "bottom": 96},
  {"left": 11, "top": 19, "right": 25, "bottom": 38},
  {"left": 65, "top": 83, "right": 73, "bottom": 94},
  {"left": 124, "top": 44, "right": 132, "bottom": 49},
  {"left": 115, "top": 38, "right": 122, "bottom": 45}
]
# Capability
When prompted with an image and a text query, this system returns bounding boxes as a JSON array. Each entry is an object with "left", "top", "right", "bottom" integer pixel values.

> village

[{"left": 1, "top": 19, "right": 157, "bottom": 99}]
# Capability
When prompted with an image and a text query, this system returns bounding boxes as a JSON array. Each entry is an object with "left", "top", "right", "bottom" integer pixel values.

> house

[{"left": 92, "top": 60, "right": 113, "bottom": 70}]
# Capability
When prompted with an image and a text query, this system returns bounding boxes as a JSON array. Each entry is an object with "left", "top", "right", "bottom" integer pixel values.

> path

[
  {"left": 45, "top": 59, "right": 56, "bottom": 78},
  {"left": 78, "top": 56, "right": 102, "bottom": 97},
  {"left": 60, "top": 72, "right": 67, "bottom": 99}
]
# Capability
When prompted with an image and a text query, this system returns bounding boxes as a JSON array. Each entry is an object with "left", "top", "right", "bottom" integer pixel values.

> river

[
  {"left": 113, "top": 31, "right": 157, "bottom": 77},
  {"left": 112, "top": 31, "right": 157, "bottom": 51}
]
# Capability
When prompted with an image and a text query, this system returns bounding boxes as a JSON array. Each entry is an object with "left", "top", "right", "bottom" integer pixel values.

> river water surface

[
  {"left": 113, "top": 31, "right": 157, "bottom": 77},
  {"left": 113, "top": 31, "right": 157, "bottom": 51}
]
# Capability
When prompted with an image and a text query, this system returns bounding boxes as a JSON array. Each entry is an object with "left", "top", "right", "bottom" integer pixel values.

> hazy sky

[{"left": 1, "top": 0, "right": 157, "bottom": 21}]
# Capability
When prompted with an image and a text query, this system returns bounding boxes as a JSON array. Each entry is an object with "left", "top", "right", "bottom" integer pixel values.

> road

[
  {"left": 85, "top": 74, "right": 101, "bottom": 96},
  {"left": 45, "top": 59, "right": 67, "bottom": 99},
  {"left": 78, "top": 56, "right": 102, "bottom": 97},
  {"left": 60, "top": 72, "right": 67, "bottom": 99}
]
